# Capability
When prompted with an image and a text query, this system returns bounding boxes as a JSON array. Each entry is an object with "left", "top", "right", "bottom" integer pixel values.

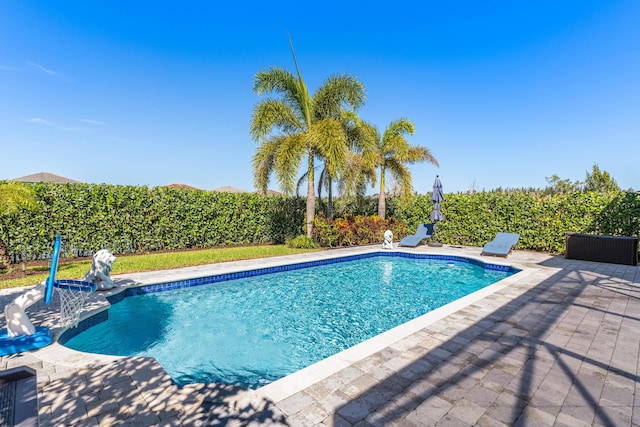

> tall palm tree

[
  {"left": 0, "top": 181, "right": 37, "bottom": 271},
  {"left": 364, "top": 118, "right": 439, "bottom": 219},
  {"left": 251, "top": 37, "right": 365, "bottom": 237}
]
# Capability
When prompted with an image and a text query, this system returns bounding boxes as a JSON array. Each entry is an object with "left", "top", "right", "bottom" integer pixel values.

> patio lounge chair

[
  {"left": 481, "top": 232, "right": 520, "bottom": 257},
  {"left": 398, "top": 223, "right": 434, "bottom": 247}
]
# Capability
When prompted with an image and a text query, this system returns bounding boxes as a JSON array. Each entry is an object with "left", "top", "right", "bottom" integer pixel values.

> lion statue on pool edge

[{"left": 84, "top": 249, "right": 117, "bottom": 290}]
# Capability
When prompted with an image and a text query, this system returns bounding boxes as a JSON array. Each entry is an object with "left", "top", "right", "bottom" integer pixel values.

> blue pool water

[{"left": 63, "top": 254, "right": 515, "bottom": 388}]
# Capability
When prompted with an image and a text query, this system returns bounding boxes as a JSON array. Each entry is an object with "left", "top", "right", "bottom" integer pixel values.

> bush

[
  {"left": 312, "top": 214, "right": 408, "bottom": 247},
  {"left": 286, "top": 235, "right": 320, "bottom": 249}
]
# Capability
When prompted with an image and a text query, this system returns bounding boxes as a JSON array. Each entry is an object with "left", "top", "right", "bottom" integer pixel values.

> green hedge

[
  {"left": 1, "top": 183, "right": 306, "bottom": 261},
  {"left": 2, "top": 183, "right": 638, "bottom": 262},
  {"left": 391, "top": 191, "right": 639, "bottom": 253}
]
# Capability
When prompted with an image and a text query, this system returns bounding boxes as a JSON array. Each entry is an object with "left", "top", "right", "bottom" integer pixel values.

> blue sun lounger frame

[
  {"left": 481, "top": 232, "right": 520, "bottom": 257},
  {"left": 398, "top": 223, "right": 434, "bottom": 247}
]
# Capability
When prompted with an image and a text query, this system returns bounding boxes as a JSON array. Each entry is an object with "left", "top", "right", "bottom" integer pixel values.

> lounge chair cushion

[
  {"left": 398, "top": 223, "right": 434, "bottom": 247},
  {"left": 482, "top": 232, "right": 520, "bottom": 257}
]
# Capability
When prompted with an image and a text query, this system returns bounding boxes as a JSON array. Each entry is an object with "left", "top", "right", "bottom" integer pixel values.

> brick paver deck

[{"left": 1, "top": 245, "right": 638, "bottom": 426}]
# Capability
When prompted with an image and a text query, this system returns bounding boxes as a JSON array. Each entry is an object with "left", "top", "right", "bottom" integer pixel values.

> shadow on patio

[
  {"left": 30, "top": 355, "right": 288, "bottom": 426},
  {"left": 0, "top": 288, "right": 288, "bottom": 426},
  {"left": 330, "top": 256, "right": 640, "bottom": 426}
]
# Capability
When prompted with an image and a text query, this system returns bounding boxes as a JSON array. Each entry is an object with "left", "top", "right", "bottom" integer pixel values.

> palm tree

[
  {"left": 364, "top": 118, "right": 439, "bottom": 219},
  {"left": 251, "top": 37, "right": 365, "bottom": 237},
  {"left": 0, "top": 181, "right": 37, "bottom": 271}
]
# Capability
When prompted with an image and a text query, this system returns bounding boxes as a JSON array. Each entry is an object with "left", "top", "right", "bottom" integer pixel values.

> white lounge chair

[{"left": 481, "top": 232, "right": 520, "bottom": 257}]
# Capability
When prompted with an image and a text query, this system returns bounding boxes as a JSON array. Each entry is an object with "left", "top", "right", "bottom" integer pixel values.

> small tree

[
  {"left": 0, "top": 181, "right": 37, "bottom": 271},
  {"left": 544, "top": 174, "right": 581, "bottom": 195},
  {"left": 583, "top": 164, "right": 620, "bottom": 193}
]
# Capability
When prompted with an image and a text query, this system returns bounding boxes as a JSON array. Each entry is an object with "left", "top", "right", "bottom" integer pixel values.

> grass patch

[{"left": 0, "top": 245, "right": 322, "bottom": 290}]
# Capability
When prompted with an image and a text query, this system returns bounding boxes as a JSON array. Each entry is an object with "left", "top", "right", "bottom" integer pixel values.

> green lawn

[{"left": 0, "top": 245, "right": 323, "bottom": 290}]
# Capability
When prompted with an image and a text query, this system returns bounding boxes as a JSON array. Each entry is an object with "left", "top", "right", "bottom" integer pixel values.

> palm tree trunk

[
  {"left": 378, "top": 165, "right": 386, "bottom": 219},
  {"left": 306, "top": 154, "right": 315, "bottom": 238},
  {"left": 327, "top": 176, "right": 334, "bottom": 219}
]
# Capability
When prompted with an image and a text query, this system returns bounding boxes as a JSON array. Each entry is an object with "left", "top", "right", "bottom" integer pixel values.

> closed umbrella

[
  {"left": 431, "top": 175, "right": 444, "bottom": 222},
  {"left": 430, "top": 175, "right": 444, "bottom": 246}
]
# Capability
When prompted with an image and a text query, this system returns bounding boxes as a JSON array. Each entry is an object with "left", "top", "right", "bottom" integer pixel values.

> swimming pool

[{"left": 61, "top": 252, "right": 518, "bottom": 388}]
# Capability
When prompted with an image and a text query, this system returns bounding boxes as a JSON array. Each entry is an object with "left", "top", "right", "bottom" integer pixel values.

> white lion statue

[
  {"left": 382, "top": 229, "right": 393, "bottom": 249},
  {"left": 84, "top": 249, "right": 117, "bottom": 290}
]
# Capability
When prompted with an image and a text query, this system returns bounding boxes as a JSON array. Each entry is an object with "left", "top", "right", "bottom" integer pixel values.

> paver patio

[{"left": 1, "top": 245, "right": 638, "bottom": 426}]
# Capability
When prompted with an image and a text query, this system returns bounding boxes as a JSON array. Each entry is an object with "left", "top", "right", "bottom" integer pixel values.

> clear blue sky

[{"left": 1, "top": 1, "right": 638, "bottom": 194}]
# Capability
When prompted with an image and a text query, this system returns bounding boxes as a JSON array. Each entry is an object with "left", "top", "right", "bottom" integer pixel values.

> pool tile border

[
  {"left": 116, "top": 251, "right": 518, "bottom": 298},
  {"left": 57, "top": 309, "right": 108, "bottom": 344}
]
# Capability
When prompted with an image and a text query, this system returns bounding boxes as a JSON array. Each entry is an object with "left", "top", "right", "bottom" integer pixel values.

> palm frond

[
  {"left": 309, "top": 119, "right": 349, "bottom": 177},
  {"left": 253, "top": 67, "right": 298, "bottom": 98},
  {"left": 250, "top": 98, "right": 303, "bottom": 141},
  {"left": 381, "top": 118, "right": 415, "bottom": 157},
  {"left": 296, "top": 171, "right": 308, "bottom": 197},
  {"left": 253, "top": 67, "right": 309, "bottom": 125},
  {"left": 384, "top": 118, "right": 415, "bottom": 139},
  {"left": 251, "top": 138, "right": 280, "bottom": 192},
  {"left": 385, "top": 159, "right": 414, "bottom": 199},
  {"left": 407, "top": 145, "right": 439, "bottom": 167},
  {"left": 312, "top": 74, "right": 366, "bottom": 120},
  {"left": 288, "top": 35, "right": 313, "bottom": 128},
  {"left": 275, "top": 133, "right": 307, "bottom": 195},
  {"left": 337, "top": 153, "right": 376, "bottom": 198},
  {"left": 317, "top": 168, "right": 331, "bottom": 200},
  {"left": 353, "top": 121, "right": 380, "bottom": 169}
]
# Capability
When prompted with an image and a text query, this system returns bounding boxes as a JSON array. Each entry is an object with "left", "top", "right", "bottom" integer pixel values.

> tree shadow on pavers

[
  {"left": 331, "top": 256, "right": 640, "bottom": 426},
  {"left": 182, "top": 383, "right": 289, "bottom": 426},
  {"left": 2, "top": 286, "right": 288, "bottom": 425},
  {"left": 34, "top": 355, "right": 287, "bottom": 426}
]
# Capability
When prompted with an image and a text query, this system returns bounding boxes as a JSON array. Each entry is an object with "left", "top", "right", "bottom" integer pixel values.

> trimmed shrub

[
  {"left": 286, "top": 235, "right": 320, "bottom": 249},
  {"left": 312, "top": 214, "right": 408, "bottom": 247}
]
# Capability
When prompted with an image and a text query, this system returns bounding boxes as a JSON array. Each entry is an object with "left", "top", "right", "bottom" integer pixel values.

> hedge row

[
  {"left": 2, "top": 183, "right": 306, "bottom": 261},
  {"left": 389, "top": 191, "right": 640, "bottom": 253},
  {"left": 2, "top": 183, "right": 639, "bottom": 262}
]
